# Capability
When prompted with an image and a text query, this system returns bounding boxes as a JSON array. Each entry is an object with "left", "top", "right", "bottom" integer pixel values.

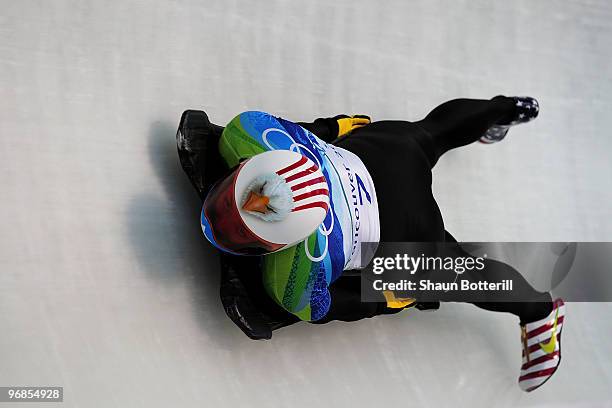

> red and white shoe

[{"left": 519, "top": 298, "right": 566, "bottom": 392}]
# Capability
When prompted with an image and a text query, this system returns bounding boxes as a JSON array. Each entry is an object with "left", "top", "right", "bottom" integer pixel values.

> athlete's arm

[{"left": 298, "top": 115, "right": 371, "bottom": 142}]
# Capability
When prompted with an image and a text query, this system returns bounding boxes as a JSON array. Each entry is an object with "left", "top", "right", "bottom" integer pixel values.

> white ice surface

[{"left": 1, "top": 1, "right": 612, "bottom": 407}]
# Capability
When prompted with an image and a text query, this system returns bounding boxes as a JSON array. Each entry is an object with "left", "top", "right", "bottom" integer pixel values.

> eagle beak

[{"left": 242, "top": 191, "right": 271, "bottom": 214}]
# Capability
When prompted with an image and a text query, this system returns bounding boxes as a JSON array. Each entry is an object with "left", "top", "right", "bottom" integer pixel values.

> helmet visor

[{"left": 201, "top": 163, "right": 283, "bottom": 255}]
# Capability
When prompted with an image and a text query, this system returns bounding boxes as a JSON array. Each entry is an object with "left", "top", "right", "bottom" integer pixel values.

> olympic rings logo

[{"left": 261, "top": 127, "right": 334, "bottom": 262}]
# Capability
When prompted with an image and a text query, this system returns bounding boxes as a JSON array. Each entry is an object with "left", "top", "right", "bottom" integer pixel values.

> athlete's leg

[
  {"left": 414, "top": 96, "right": 517, "bottom": 165},
  {"left": 466, "top": 259, "right": 553, "bottom": 325},
  {"left": 431, "top": 236, "right": 562, "bottom": 392},
  {"left": 430, "top": 231, "right": 553, "bottom": 324},
  {"left": 419, "top": 263, "right": 552, "bottom": 325}
]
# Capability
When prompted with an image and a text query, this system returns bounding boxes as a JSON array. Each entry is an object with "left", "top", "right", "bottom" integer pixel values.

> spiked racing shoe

[
  {"left": 480, "top": 96, "right": 540, "bottom": 144},
  {"left": 518, "top": 298, "right": 566, "bottom": 392}
]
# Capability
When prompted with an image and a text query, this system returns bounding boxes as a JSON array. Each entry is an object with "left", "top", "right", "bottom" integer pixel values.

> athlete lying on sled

[{"left": 175, "top": 96, "right": 565, "bottom": 392}]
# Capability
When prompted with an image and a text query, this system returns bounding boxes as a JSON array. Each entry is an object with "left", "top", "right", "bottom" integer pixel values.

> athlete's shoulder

[{"left": 220, "top": 111, "right": 324, "bottom": 167}]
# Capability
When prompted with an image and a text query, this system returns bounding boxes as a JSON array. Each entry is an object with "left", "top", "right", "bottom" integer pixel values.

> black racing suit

[{"left": 178, "top": 96, "right": 552, "bottom": 339}]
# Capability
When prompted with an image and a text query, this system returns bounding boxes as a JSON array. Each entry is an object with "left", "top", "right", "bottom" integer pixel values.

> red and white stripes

[
  {"left": 519, "top": 298, "right": 566, "bottom": 392},
  {"left": 276, "top": 155, "right": 329, "bottom": 213}
]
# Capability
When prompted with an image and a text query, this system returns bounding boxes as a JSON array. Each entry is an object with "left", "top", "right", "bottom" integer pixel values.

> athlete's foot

[
  {"left": 518, "top": 298, "right": 566, "bottom": 392},
  {"left": 480, "top": 97, "right": 540, "bottom": 144},
  {"left": 507, "top": 96, "right": 540, "bottom": 125}
]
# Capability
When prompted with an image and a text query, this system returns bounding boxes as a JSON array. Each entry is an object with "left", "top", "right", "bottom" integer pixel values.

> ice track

[{"left": 1, "top": 1, "right": 612, "bottom": 407}]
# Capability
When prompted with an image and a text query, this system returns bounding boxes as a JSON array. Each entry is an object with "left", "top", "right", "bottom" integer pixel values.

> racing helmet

[{"left": 200, "top": 150, "right": 329, "bottom": 255}]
